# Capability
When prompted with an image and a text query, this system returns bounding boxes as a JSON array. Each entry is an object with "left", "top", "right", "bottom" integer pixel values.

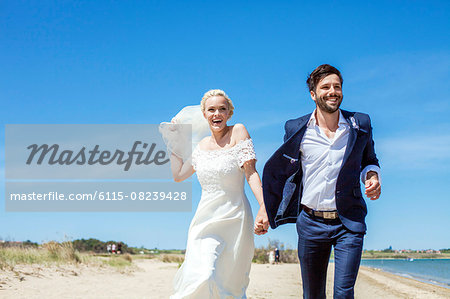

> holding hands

[{"left": 254, "top": 205, "right": 269, "bottom": 235}]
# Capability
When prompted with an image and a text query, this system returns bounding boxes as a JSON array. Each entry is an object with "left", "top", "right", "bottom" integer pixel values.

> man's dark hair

[{"left": 306, "top": 64, "right": 343, "bottom": 93}]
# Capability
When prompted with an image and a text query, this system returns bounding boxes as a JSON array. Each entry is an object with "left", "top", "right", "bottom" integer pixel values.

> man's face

[{"left": 311, "top": 74, "right": 343, "bottom": 114}]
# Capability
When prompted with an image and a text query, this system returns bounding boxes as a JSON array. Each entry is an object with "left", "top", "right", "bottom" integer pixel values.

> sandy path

[
  {"left": 0, "top": 260, "right": 448, "bottom": 298},
  {"left": 249, "top": 263, "right": 450, "bottom": 299}
]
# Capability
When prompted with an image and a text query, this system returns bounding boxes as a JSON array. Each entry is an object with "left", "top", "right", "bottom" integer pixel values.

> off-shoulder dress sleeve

[{"left": 237, "top": 139, "right": 257, "bottom": 167}]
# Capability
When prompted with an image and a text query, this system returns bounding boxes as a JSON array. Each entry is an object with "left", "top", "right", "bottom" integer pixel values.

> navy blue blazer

[{"left": 262, "top": 110, "right": 379, "bottom": 233}]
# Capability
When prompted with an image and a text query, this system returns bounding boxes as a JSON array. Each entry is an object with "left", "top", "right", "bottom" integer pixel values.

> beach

[{"left": 0, "top": 259, "right": 449, "bottom": 298}]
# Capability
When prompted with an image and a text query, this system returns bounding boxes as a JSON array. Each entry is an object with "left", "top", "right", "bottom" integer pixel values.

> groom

[{"left": 261, "top": 64, "right": 381, "bottom": 298}]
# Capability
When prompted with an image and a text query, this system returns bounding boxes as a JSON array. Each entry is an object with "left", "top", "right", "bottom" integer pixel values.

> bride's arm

[
  {"left": 243, "top": 161, "right": 269, "bottom": 235},
  {"left": 234, "top": 124, "right": 269, "bottom": 235},
  {"left": 170, "top": 154, "right": 195, "bottom": 182}
]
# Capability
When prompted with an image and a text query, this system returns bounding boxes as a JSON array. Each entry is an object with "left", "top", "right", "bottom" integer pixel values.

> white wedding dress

[{"left": 171, "top": 138, "right": 256, "bottom": 299}]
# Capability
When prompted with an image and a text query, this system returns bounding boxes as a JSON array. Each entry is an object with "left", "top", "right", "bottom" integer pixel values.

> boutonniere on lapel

[{"left": 349, "top": 116, "right": 359, "bottom": 130}]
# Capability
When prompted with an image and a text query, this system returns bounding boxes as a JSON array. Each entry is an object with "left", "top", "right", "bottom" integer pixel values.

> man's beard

[{"left": 315, "top": 94, "right": 343, "bottom": 113}]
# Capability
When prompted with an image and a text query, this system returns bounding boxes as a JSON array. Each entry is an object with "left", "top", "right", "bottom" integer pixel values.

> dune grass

[
  {"left": 158, "top": 254, "right": 185, "bottom": 264},
  {"left": 101, "top": 253, "right": 133, "bottom": 268},
  {"left": 0, "top": 241, "right": 83, "bottom": 270},
  {"left": 0, "top": 242, "right": 134, "bottom": 271}
]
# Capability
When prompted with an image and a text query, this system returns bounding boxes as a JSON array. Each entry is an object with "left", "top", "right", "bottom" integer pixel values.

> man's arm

[{"left": 360, "top": 115, "right": 381, "bottom": 200}]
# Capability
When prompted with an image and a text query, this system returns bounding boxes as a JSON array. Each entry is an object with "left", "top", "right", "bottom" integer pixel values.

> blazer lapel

[
  {"left": 341, "top": 110, "right": 357, "bottom": 167},
  {"left": 285, "top": 114, "right": 311, "bottom": 158}
]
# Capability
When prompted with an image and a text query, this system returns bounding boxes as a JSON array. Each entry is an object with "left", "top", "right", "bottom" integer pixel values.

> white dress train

[{"left": 171, "top": 138, "right": 256, "bottom": 299}]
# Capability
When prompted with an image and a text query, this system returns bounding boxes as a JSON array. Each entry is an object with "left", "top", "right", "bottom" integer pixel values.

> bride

[{"left": 166, "top": 89, "right": 269, "bottom": 299}]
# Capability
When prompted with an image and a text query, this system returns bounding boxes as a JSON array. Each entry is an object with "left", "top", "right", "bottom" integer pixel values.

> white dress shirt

[{"left": 300, "top": 110, "right": 380, "bottom": 211}]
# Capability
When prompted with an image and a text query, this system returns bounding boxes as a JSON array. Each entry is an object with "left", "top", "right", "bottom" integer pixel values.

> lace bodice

[{"left": 191, "top": 138, "right": 256, "bottom": 193}]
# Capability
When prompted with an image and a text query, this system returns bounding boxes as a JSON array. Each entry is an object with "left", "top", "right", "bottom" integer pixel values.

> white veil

[{"left": 159, "top": 105, "right": 210, "bottom": 161}]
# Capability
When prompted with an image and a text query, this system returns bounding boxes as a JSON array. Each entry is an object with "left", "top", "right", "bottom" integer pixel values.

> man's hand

[
  {"left": 254, "top": 205, "right": 269, "bottom": 235},
  {"left": 365, "top": 171, "right": 381, "bottom": 200}
]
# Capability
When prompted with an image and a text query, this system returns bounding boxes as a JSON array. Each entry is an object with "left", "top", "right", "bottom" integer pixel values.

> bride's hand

[
  {"left": 169, "top": 118, "right": 179, "bottom": 132},
  {"left": 254, "top": 205, "right": 269, "bottom": 235}
]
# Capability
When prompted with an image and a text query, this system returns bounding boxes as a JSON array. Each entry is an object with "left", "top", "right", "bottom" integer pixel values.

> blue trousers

[{"left": 296, "top": 210, "right": 364, "bottom": 299}]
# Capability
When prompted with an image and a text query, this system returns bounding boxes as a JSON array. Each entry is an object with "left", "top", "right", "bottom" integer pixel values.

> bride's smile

[{"left": 203, "top": 95, "right": 231, "bottom": 131}]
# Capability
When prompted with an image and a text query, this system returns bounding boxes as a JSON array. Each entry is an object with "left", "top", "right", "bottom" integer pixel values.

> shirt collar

[{"left": 307, "top": 109, "right": 348, "bottom": 127}]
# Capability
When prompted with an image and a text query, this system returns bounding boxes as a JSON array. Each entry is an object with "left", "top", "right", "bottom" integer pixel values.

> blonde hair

[{"left": 200, "top": 89, "right": 234, "bottom": 118}]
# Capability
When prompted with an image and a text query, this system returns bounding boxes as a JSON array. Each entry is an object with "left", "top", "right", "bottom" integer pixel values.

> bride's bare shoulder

[{"left": 231, "top": 123, "right": 250, "bottom": 142}]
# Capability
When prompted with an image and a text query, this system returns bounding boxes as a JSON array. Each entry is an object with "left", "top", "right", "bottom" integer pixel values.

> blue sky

[{"left": 1, "top": 1, "right": 449, "bottom": 250}]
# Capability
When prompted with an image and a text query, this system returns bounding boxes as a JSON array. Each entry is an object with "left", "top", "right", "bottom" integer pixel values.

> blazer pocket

[
  {"left": 282, "top": 154, "right": 298, "bottom": 164},
  {"left": 357, "top": 128, "right": 368, "bottom": 135}
]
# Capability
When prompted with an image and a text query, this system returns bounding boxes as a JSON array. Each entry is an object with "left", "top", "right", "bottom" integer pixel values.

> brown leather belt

[{"left": 303, "top": 206, "right": 339, "bottom": 220}]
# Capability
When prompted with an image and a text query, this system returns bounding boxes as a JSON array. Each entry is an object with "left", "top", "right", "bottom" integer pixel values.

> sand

[{"left": 0, "top": 259, "right": 449, "bottom": 298}]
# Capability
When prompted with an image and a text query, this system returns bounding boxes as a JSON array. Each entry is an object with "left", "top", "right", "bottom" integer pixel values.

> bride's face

[{"left": 203, "top": 96, "right": 231, "bottom": 131}]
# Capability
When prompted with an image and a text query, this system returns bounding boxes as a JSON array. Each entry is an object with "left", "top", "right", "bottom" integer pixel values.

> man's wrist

[
  {"left": 361, "top": 165, "right": 381, "bottom": 184},
  {"left": 366, "top": 171, "right": 378, "bottom": 180}
]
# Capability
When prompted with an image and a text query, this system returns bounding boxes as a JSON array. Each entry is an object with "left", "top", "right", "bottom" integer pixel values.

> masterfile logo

[{"left": 4, "top": 124, "right": 192, "bottom": 212}]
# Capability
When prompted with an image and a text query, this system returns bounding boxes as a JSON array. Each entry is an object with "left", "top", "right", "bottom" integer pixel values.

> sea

[{"left": 360, "top": 259, "right": 450, "bottom": 288}]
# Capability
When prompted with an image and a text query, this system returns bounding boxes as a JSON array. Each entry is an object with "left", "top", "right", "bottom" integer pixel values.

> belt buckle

[{"left": 322, "top": 211, "right": 336, "bottom": 219}]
